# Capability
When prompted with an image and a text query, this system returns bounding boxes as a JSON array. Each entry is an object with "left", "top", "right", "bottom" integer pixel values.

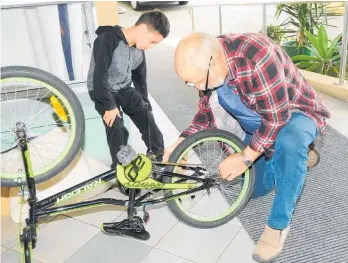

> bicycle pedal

[{"left": 101, "top": 217, "right": 150, "bottom": 241}]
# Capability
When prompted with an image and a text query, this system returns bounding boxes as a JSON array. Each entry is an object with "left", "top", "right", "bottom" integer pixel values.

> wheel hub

[{"left": 14, "top": 121, "right": 27, "bottom": 139}]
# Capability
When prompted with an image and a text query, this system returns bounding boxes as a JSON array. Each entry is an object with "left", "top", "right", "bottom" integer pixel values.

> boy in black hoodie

[{"left": 87, "top": 10, "right": 170, "bottom": 196}]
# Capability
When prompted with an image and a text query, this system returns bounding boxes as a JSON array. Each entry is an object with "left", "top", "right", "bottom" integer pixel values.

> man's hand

[
  {"left": 103, "top": 108, "right": 121, "bottom": 127},
  {"left": 219, "top": 153, "right": 248, "bottom": 181},
  {"left": 219, "top": 146, "right": 262, "bottom": 181},
  {"left": 163, "top": 137, "right": 185, "bottom": 162}
]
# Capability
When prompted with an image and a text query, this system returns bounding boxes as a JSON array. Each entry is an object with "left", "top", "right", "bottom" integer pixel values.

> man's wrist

[{"left": 242, "top": 146, "right": 262, "bottom": 164}]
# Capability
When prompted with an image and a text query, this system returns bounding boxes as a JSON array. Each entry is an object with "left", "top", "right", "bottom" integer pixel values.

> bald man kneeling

[{"left": 164, "top": 32, "right": 331, "bottom": 262}]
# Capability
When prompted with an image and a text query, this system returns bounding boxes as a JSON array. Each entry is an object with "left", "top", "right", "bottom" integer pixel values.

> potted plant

[
  {"left": 263, "top": 24, "right": 284, "bottom": 44},
  {"left": 275, "top": 3, "right": 340, "bottom": 57},
  {"left": 291, "top": 25, "right": 342, "bottom": 77}
]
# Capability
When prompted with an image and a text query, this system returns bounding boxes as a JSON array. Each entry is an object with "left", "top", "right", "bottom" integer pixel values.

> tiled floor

[
  {"left": 2, "top": 88, "right": 347, "bottom": 263},
  {"left": 318, "top": 92, "right": 348, "bottom": 138}
]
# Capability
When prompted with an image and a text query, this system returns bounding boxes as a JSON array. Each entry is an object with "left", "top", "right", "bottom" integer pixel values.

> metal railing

[
  {"left": 190, "top": 1, "right": 348, "bottom": 85},
  {"left": 339, "top": 2, "right": 348, "bottom": 85},
  {"left": 2, "top": 0, "right": 347, "bottom": 85}
]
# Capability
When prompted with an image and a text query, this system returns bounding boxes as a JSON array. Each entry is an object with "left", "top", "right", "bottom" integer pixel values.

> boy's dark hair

[{"left": 135, "top": 9, "right": 170, "bottom": 38}]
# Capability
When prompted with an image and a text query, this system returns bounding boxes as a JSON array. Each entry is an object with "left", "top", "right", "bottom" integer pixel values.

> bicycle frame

[
  {"left": 18, "top": 129, "right": 214, "bottom": 253},
  {"left": 19, "top": 130, "right": 212, "bottom": 225},
  {"left": 14, "top": 96, "right": 216, "bottom": 256},
  {"left": 34, "top": 167, "right": 209, "bottom": 219}
]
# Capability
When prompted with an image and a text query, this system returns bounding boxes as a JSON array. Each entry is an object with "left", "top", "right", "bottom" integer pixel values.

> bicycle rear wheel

[
  {"left": 1, "top": 66, "right": 85, "bottom": 187},
  {"left": 164, "top": 129, "right": 255, "bottom": 228}
]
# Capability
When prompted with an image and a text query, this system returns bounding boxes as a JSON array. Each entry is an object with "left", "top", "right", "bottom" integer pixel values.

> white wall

[
  {"left": 190, "top": 4, "right": 344, "bottom": 40},
  {"left": 1, "top": 2, "right": 93, "bottom": 82}
]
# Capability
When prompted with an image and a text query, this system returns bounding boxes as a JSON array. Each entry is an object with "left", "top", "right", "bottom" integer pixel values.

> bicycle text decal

[{"left": 56, "top": 178, "right": 103, "bottom": 204}]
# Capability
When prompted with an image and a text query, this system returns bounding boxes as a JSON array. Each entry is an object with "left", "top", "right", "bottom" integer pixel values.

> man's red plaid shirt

[{"left": 180, "top": 33, "right": 331, "bottom": 155}]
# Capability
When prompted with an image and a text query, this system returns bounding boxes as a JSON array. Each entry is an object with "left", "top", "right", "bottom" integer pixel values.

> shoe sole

[{"left": 252, "top": 252, "right": 281, "bottom": 263}]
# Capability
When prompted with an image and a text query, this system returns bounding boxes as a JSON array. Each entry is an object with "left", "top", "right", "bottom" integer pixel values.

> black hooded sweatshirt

[{"left": 87, "top": 25, "right": 150, "bottom": 111}]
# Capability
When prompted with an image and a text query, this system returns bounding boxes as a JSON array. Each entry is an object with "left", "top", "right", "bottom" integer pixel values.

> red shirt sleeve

[{"left": 180, "top": 93, "right": 216, "bottom": 138}]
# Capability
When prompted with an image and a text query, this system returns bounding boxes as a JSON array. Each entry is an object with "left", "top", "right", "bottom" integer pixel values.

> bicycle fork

[{"left": 16, "top": 121, "right": 38, "bottom": 250}]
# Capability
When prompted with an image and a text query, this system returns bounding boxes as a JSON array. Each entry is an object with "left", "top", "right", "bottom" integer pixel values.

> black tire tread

[{"left": 164, "top": 129, "right": 255, "bottom": 229}]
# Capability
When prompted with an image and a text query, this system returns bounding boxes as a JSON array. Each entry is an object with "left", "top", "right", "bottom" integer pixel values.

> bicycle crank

[{"left": 101, "top": 216, "right": 150, "bottom": 240}]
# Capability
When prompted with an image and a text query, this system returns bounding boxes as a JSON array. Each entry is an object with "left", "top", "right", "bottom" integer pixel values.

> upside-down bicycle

[{"left": 0, "top": 66, "right": 319, "bottom": 263}]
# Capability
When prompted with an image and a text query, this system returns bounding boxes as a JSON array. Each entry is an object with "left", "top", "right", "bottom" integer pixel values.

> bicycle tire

[
  {"left": 164, "top": 129, "right": 255, "bottom": 228},
  {"left": 1, "top": 66, "right": 85, "bottom": 187}
]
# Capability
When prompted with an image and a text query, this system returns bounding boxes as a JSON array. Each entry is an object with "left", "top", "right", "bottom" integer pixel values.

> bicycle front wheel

[
  {"left": 164, "top": 129, "right": 255, "bottom": 228},
  {"left": 1, "top": 66, "right": 85, "bottom": 187},
  {"left": 23, "top": 240, "right": 32, "bottom": 263}
]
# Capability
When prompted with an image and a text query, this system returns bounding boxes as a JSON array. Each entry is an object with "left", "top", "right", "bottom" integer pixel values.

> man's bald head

[
  {"left": 174, "top": 32, "right": 221, "bottom": 81},
  {"left": 174, "top": 32, "right": 228, "bottom": 90}
]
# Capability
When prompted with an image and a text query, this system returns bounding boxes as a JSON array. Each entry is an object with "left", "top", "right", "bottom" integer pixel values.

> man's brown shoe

[
  {"left": 307, "top": 148, "right": 320, "bottom": 169},
  {"left": 252, "top": 226, "right": 290, "bottom": 263}
]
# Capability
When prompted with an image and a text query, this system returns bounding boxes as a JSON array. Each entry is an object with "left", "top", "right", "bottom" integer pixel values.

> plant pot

[{"left": 281, "top": 41, "right": 312, "bottom": 57}]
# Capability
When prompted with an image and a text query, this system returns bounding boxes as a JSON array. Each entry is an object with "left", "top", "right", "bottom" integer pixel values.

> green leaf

[
  {"left": 296, "top": 61, "right": 314, "bottom": 68},
  {"left": 318, "top": 60, "right": 325, "bottom": 74},
  {"left": 317, "top": 25, "right": 328, "bottom": 58},
  {"left": 331, "top": 54, "right": 341, "bottom": 62},
  {"left": 305, "top": 63, "right": 320, "bottom": 72},
  {"left": 327, "top": 33, "right": 342, "bottom": 58},
  {"left": 305, "top": 46, "right": 321, "bottom": 58},
  {"left": 291, "top": 55, "right": 322, "bottom": 62},
  {"left": 304, "top": 29, "right": 319, "bottom": 50}
]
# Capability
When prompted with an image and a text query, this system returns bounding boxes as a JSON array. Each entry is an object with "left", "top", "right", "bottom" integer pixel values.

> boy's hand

[
  {"left": 163, "top": 137, "right": 185, "bottom": 162},
  {"left": 103, "top": 108, "right": 121, "bottom": 127}
]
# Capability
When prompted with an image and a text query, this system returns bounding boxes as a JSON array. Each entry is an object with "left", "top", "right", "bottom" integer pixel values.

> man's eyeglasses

[{"left": 185, "top": 56, "right": 212, "bottom": 94}]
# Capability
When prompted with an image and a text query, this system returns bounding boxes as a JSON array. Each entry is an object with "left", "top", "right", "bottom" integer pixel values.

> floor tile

[
  {"left": 318, "top": 92, "right": 348, "bottom": 112},
  {"left": 1, "top": 211, "right": 54, "bottom": 251},
  {"left": 75, "top": 91, "right": 99, "bottom": 119},
  {"left": 216, "top": 228, "right": 256, "bottom": 263},
  {"left": 83, "top": 118, "right": 112, "bottom": 165},
  {"left": 156, "top": 221, "right": 239, "bottom": 263},
  {"left": 140, "top": 248, "right": 193, "bottom": 263},
  {"left": 64, "top": 232, "right": 152, "bottom": 263},
  {"left": 229, "top": 217, "right": 242, "bottom": 228},
  {"left": 1, "top": 215, "right": 19, "bottom": 249},
  {"left": 328, "top": 117, "right": 348, "bottom": 138},
  {"left": 1, "top": 246, "right": 8, "bottom": 254},
  {"left": 1, "top": 249, "right": 42, "bottom": 263},
  {"left": 30, "top": 215, "right": 100, "bottom": 263},
  {"left": 116, "top": 205, "right": 179, "bottom": 247},
  {"left": 65, "top": 189, "right": 126, "bottom": 227},
  {"left": 1, "top": 215, "right": 52, "bottom": 249}
]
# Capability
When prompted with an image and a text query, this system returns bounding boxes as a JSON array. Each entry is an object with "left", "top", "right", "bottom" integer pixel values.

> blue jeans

[{"left": 217, "top": 85, "right": 318, "bottom": 229}]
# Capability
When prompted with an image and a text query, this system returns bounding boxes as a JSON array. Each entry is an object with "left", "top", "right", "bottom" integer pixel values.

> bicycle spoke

[
  {"left": 27, "top": 85, "right": 42, "bottom": 122},
  {"left": 0, "top": 97, "right": 16, "bottom": 117},
  {"left": 2, "top": 149, "right": 18, "bottom": 170},
  {"left": 1, "top": 120, "right": 13, "bottom": 132},
  {"left": 25, "top": 86, "right": 56, "bottom": 126},
  {"left": 28, "top": 122, "right": 72, "bottom": 130},
  {"left": 15, "top": 82, "right": 17, "bottom": 126}
]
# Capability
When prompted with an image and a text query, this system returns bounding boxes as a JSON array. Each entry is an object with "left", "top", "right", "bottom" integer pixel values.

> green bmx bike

[{"left": 1, "top": 66, "right": 257, "bottom": 263}]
